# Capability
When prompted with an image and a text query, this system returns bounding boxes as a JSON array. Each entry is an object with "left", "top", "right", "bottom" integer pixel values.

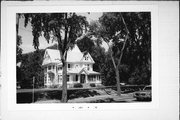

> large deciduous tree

[
  {"left": 97, "top": 13, "right": 129, "bottom": 96},
  {"left": 96, "top": 12, "right": 151, "bottom": 95},
  {"left": 23, "top": 13, "right": 88, "bottom": 102}
]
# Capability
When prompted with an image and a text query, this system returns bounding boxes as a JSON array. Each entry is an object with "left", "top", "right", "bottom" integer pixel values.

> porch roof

[{"left": 67, "top": 68, "right": 100, "bottom": 75}]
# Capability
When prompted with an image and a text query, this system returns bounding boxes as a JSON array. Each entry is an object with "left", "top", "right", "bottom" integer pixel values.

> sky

[{"left": 18, "top": 12, "right": 106, "bottom": 54}]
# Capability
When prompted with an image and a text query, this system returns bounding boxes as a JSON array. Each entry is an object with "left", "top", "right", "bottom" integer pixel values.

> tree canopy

[
  {"left": 98, "top": 12, "right": 151, "bottom": 85},
  {"left": 23, "top": 13, "right": 89, "bottom": 102}
]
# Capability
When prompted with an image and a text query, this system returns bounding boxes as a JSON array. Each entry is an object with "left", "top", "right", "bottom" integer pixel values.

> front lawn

[
  {"left": 17, "top": 88, "right": 121, "bottom": 103},
  {"left": 17, "top": 86, "right": 144, "bottom": 103}
]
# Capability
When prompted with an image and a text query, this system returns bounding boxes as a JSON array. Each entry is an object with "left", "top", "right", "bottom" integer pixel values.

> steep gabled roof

[
  {"left": 42, "top": 49, "right": 61, "bottom": 65},
  {"left": 80, "top": 52, "right": 95, "bottom": 63},
  {"left": 67, "top": 44, "right": 84, "bottom": 62},
  {"left": 42, "top": 44, "right": 94, "bottom": 66},
  {"left": 47, "top": 49, "right": 60, "bottom": 62}
]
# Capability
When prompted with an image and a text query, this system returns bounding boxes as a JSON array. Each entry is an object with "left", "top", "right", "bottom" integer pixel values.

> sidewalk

[
  {"left": 68, "top": 93, "right": 134, "bottom": 103},
  {"left": 34, "top": 93, "right": 134, "bottom": 103},
  {"left": 34, "top": 88, "right": 135, "bottom": 103}
]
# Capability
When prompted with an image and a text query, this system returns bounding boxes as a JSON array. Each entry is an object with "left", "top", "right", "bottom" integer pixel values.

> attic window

[{"left": 85, "top": 56, "right": 88, "bottom": 60}]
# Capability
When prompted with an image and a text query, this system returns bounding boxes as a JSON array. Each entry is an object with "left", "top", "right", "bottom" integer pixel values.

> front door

[
  {"left": 80, "top": 74, "right": 85, "bottom": 83},
  {"left": 48, "top": 72, "right": 55, "bottom": 85}
]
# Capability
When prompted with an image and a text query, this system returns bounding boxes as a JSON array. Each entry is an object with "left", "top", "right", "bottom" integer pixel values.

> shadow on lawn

[{"left": 17, "top": 89, "right": 100, "bottom": 103}]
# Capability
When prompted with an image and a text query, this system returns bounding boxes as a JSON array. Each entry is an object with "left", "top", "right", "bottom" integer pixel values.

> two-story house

[{"left": 42, "top": 44, "right": 101, "bottom": 88}]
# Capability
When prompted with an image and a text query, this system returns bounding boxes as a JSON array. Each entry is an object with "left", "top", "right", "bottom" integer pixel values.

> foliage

[
  {"left": 16, "top": 35, "right": 23, "bottom": 63},
  {"left": 121, "top": 12, "right": 151, "bottom": 71},
  {"left": 74, "top": 12, "right": 151, "bottom": 92},
  {"left": 73, "top": 83, "right": 83, "bottom": 88},
  {"left": 90, "top": 45, "right": 106, "bottom": 72},
  {"left": 97, "top": 13, "right": 130, "bottom": 95},
  {"left": 128, "top": 64, "right": 151, "bottom": 85},
  {"left": 90, "top": 83, "right": 96, "bottom": 87},
  {"left": 100, "top": 53, "right": 116, "bottom": 86},
  {"left": 24, "top": 13, "right": 88, "bottom": 51},
  {"left": 19, "top": 50, "right": 45, "bottom": 88},
  {"left": 97, "top": 12, "right": 151, "bottom": 87},
  {"left": 16, "top": 14, "right": 23, "bottom": 85},
  {"left": 77, "top": 35, "right": 106, "bottom": 72},
  {"left": 120, "top": 12, "right": 151, "bottom": 85},
  {"left": 77, "top": 36, "right": 95, "bottom": 53},
  {"left": 23, "top": 13, "right": 88, "bottom": 102}
]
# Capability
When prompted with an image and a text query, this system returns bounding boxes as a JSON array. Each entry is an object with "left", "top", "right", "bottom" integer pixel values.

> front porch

[
  {"left": 66, "top": 73, "right": 101, "bottom": 88},
  {"left": 44, "top": 68, "right": 101, "bottom": 88},
  {"left": 44, "top": 74, "right": 101, "bottom": 88}
]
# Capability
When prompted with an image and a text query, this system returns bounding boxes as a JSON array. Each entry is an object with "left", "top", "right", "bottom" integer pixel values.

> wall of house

[
  {"left": 44, "top": 64, "right": 59, "bottom": 86},
  {"left": 67, "top": 63, "right": 93, "bottom": 71},
  {"left": 43, "top": 52, "right": 98, "bottom": 87}
]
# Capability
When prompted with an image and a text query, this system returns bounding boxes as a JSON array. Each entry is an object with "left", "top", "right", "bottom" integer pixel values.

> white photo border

[{"left": 2, "top": 2, "right": 159, "bottom": 111}]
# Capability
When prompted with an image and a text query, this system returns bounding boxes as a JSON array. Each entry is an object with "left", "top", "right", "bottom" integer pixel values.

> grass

[
  {"left": 17, "top": 89, "right": 104, "bottom": 103},
  {"left": 17, "top": 86, "right": 146, "bottom": 103}
]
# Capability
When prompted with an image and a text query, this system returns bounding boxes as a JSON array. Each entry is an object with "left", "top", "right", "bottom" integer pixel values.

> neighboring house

[{"left": 42, "top": 44, "right": 101, "bottom": 88}]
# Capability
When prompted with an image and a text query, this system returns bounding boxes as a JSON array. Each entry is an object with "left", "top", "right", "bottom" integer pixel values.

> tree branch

[
  {"left": 105, "top": 40, "right": 117, "bottom": 70},
  {"left": 117, "top": 13, "right": 130, "bottom": 68},
  {"left": 75, "top": 32, "right": 92, "bottom": 43},
  {"left": 120, "top": 13, "right": 129, "bottom": 34}
]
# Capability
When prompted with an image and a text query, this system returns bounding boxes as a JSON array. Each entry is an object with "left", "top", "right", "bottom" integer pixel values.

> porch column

[
  {"left": 85, "top": 75, "right": 88, "bottom": 83},
  {"left": 96, "top": 75, "right": 97, "bottom": 83},
  {"left": 46, "top": 73, "right": 48, "bottom": 85},
  {"left": 46, "top": 67, "right": 48, "bottom": 86},
  {"left": 70, "top": 75, "right": 73, "bottom": 83},
  {"left": 78, "top": 75, "right": 80, "bottom": 83}
]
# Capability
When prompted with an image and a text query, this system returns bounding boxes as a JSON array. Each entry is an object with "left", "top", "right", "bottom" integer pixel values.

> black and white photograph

[
  {"left": 16, "top": 12, "right": 152, "bottom": 103},
  {"left": 1, "top": 1, "right": 179, "bottom": 120}
]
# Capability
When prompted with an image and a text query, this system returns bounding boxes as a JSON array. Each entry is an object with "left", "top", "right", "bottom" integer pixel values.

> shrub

[
  {"left": 49, "top": 84, "right": 59, "bottom": 88},
  {"left": 90, "top": 83, "right": 96, "bottom": 87},
  {"left": 73, "top": 83, "right": 83, "bottom": 88}
]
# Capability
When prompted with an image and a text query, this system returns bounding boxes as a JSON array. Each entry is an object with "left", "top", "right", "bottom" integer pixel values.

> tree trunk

[
  {"left": 16, "top": 14, "right": 20, "bottom": 34},
  {"left": 106, "top": 43, "right": 121, "bottom": 96},
  {"left": 115, "top": 68, "right": 121, "bottom": 96},
  {"left": 61, "top": 61, "right": 67, "bottom": 103}
]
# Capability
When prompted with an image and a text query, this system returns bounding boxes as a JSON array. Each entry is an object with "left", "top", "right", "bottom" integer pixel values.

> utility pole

[{"left": 32, "top": 76, "right": 35, "bottom": 103}]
